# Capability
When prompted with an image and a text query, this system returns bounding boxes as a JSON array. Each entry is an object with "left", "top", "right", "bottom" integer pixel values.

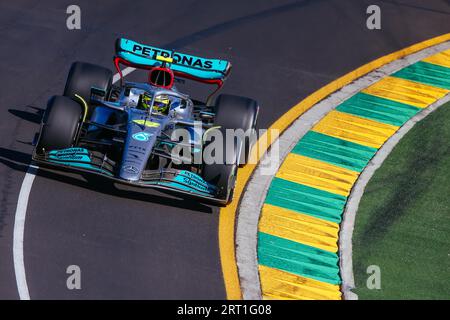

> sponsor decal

[
  {"left": 129, "top": 145, "right": 147, "bottom": 153},
  {"left": 133, "top": 119, "right": 160, "bottom": 128},
  {"left": 49, "top": 148, "right": 90, "bottom": 162},
  {"left": 181, "top": 177, "right": 208, "bottom": 192},
  {"left": 131, "top": 44, "right": 214, "bottom": 69},
  {"left": 176, "top": 170, "right": 213, "bottom": 193},
  {"left": 123, "top": 165, "right": 139, "bottom": 174},
  {"left": 132, "top": 132, "right": 152, "bottom": 142}
]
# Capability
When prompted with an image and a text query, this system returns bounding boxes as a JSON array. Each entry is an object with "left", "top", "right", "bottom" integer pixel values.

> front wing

[{"left": 32, "top": 147, "right": 223, "bottom": 203}]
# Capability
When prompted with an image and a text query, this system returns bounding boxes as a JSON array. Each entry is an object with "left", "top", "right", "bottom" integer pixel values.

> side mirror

[{"left": 168, "top": 108, "right": 177, "bottom": 118}]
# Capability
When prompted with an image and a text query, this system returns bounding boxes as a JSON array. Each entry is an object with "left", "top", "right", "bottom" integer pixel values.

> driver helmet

[{"left": 152, "top": 95, "right": 170, "bottom": 115}]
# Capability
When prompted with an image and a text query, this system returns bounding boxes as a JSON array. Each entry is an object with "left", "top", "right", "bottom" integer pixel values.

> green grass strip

[
  {"left": 336, "top": 92, "right": 421, "bottom": 126},
  {"left": 265, "top": 177, "right": 346, "bottom": 223},
  {"left": 392, "top": 61, "right": 450, "bottom": 90},
  {"left": 353, "top": 101, "right": 450, "bottom": 299},
  {"left": 292, "top": 131, "right": 377, "bottom": 172},
  {"left": 258, "top": 232, "right": 341, "bottom": 285}
]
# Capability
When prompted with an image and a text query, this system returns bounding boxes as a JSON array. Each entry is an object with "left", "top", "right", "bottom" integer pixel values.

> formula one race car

[{"left": 32, "top": 38, "right": 258, "bottom": 205}]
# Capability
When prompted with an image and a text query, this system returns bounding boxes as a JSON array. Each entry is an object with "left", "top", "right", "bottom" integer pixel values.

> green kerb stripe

[
  {"left": 336, "top": 92, "right": 421, "bottom": 126},
  {"left": 258, "top": 232, "right": 341, "bottom": 285},
  {"left": 265, "top": 177, "right": 346, "bottom": 223},
  {"left": 292, "top": 131, "right": 377, "bottom": 172},
  {"left": 392, "top": 61, "right": 450, "bottom": 90}
]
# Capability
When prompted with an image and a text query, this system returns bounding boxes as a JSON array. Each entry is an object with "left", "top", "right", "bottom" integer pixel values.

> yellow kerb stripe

[
  {"left": 363, "top": 76, "right": 449, "bottom": 108},
  {"left": 219, "top": 33, "right": 450, "bottom": 300},
  {"left": 422, "top": 48, "right": 450, "bottom": 68},
  {"left": 259, "top": 204, "right": 340, "bottom": 253},
  {"left": 259, "top": 265, "right": 342, "bottom": 300},
  {"left": 276, "top": 153, "right": 359, "bottom": 197},
  {"left": 312, "top": 110, "right": 398, "bottom": 149}
]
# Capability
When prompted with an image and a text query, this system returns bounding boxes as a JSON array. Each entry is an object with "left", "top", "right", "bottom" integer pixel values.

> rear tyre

[
  {"left": 37, "top": 95, "right": 83, "bottom": 152},
  {"left": 214, "top": 94, "right": 258, "bottom": 166},
  {"left": 63, "top": 61, "right": 113, "bottom": 114}
]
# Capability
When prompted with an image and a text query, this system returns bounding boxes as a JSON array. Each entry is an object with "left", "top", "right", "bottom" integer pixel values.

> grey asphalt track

[{"left": 0, "top": 0, "right": 449, "bottom": 299}]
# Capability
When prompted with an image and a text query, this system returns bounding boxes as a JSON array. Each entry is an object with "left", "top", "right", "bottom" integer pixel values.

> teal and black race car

[{"left": 32, "top": 38, "right": 259, "bottom": 205}]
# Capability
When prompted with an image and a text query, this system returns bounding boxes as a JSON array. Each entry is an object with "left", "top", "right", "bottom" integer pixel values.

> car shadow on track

[
  {"left": 0, "top": 147, "right": 213, "bottom": 214},
  {"left": 8, "top": 106, "right": 44, "bottom": 125}
]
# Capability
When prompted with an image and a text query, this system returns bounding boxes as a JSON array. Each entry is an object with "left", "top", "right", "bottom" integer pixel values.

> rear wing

[{"left": 114, "top": 38, "right": 231, "bottom": 86}]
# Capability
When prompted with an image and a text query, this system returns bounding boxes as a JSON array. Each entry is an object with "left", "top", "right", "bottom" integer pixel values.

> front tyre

[
  {"left": 202, "top": 129, "right": 238, "bottom": 204},
  {"left": 36, "top": 95, "right": 83, "bottom": 153},
  {"left": 202, "top": 163, "right": 237, "bottom": 205},
  {"left": 214, "top": 94, "right": 258, "bottom": 166}
]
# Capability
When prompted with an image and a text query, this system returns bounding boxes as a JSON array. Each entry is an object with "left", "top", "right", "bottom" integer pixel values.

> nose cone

[{"left": 119, "top": 114, "right": 162, "bottom": 181}]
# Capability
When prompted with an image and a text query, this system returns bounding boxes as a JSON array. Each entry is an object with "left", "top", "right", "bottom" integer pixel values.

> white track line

[
  {"left": 112, "top": 67, "right": 135, "bottom": 84},
  {"left": 13, "top": 165, "right": 38, "bottom": 300},
  {"left": 13, "top": 69, "right": 127, "bottom": 300}
]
